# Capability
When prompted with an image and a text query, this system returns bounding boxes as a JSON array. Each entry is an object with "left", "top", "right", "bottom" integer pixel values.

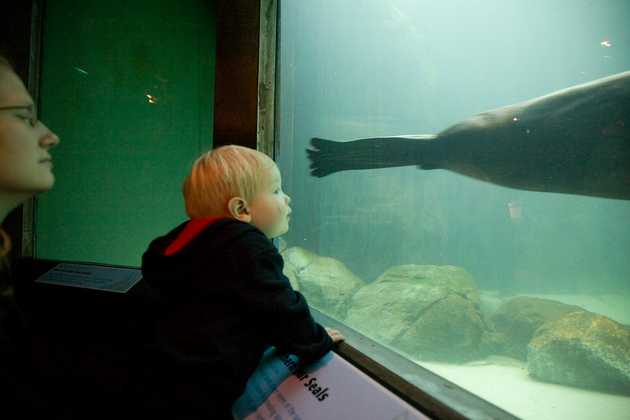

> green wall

[{"left": 36, "top": 0, "right": 216, "bottom": 266}]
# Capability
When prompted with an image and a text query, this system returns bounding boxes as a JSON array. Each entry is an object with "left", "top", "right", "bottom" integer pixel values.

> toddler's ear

[{"left": 227, "top": 197, "right": 252, "bottom": 222}]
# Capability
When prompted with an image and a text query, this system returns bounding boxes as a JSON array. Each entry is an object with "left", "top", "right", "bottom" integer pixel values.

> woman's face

[{"left": 0, "top": 67, "right": 59, "bottom": 197}]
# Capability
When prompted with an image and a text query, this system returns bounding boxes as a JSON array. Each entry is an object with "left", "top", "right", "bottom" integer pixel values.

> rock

[
  {"left": 375, "top": 264, "right": 480, "bottom": 304},
  {"left": 490, "top": 296, "right": 584, "bottom": 360},
  {"left": 396, "top": 293, "right": 486, "bottom": 362},
  {"left": 345, "top": 264, "right": 484, "bottom": 362},
  {"left": 281, "top": 246, "right": 364, "bottom": 320},
  {"left": 478, "top": 290, "right": 504, "bottom": 322},
  {"left": 281, "top": 246, "right": 316, "bottom": 291},
  {"left": 478, "top": 331, "right": 510, "bottom": 358},
  {"left": 528, "top": 311, "right": 630, "bottom": 395}
]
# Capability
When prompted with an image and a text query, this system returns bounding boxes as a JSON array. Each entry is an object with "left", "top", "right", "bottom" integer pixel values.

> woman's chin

[{"left": 33, "top": 176, "right": 55, "bottom": 193}]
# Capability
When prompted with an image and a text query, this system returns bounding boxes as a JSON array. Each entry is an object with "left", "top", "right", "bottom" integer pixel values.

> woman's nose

[
  {"left": 39, "top": 122, "right": 60, "bottom": 147},
  {"left": 285, "top": 193, "right": 291, "bottom": 204}
]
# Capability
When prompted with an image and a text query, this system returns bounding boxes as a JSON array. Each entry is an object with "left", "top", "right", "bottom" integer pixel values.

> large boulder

[
  {"left": 281, "top": 247, "right": 365, "bottom": 320},
  {"left": 528, "top": 311, "right": 630, "bottom": 395},
  {"left": 345, "top": 264, "right": 484, "bottom": 362},
  {"left": 489, "top": 296, "right": 584, "bottom": 360}
]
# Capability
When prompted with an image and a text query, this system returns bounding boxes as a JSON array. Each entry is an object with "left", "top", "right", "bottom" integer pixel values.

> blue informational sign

[
  {"left": 233, "top": 348, "right": 430, "bottom": 420},
  {"left": 35, "top": 263, "right": 142, "bottom": 293}
]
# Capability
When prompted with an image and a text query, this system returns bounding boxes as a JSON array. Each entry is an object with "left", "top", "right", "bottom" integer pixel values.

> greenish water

[{"left": 277, "top": 0, "right": 630, "bottom": 295}]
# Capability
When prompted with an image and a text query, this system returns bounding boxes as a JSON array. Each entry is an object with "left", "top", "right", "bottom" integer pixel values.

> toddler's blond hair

[{"left": 183, "top": 145, "right": 275, "bottom": 218}]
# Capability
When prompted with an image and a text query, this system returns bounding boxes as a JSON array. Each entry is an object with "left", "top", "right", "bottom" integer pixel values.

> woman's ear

[{"left": 227, "top": 197, "right": 252, "bottom": 222}]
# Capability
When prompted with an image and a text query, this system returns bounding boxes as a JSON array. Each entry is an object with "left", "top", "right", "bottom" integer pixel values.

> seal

[{"left": 308, "top": 71, "right": 630, "bottom": 200}]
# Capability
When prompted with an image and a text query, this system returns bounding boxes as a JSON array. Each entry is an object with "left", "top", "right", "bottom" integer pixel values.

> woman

[
  {"left": 0, "top": 54, "right": 59, "bottom": 414},
  {"left": 0, "top": 55, "right": 59, "bottom": 259}
]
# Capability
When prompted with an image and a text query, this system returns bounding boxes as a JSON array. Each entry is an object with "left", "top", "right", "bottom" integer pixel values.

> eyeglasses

[{"left": 0, "top": 105, "right": 38, "bottom": 127}]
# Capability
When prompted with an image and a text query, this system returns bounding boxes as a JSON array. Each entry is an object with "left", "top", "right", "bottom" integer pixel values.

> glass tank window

[{"left": 274, "top": 1, "right": 630, "bottom": 419}]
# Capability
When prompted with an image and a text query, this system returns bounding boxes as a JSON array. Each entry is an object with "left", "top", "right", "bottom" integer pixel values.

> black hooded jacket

[{"left": 140, "top": 218, "right": 333, "bottom": 410}]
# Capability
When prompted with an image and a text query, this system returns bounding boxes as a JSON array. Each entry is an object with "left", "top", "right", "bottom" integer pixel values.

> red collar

[{"left": 163, "top": 217, "right": 223, "bottom": 256}]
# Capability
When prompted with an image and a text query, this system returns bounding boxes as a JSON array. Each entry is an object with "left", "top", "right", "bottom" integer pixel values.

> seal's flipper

[
  {"left": 308, "top": 135, "right": 438, "bottom": 177},
  {"left": 308, "top": 138, "right": 345, "bottom": 177}
]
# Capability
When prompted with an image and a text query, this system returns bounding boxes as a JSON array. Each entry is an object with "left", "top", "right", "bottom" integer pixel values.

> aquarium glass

[
  {"left": 276, "top": 1, "right": 630, "bottom": 418},
  {"left": 36, "top": 0, "right": 215, "bottom": 266}
]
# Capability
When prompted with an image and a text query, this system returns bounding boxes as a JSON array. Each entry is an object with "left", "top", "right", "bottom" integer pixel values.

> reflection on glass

[
  {"left": 276, "top": 1, "right": 630, "bottom": 419},
  {"left": 146, "top": 92, "right": 158, "bottom": 104},
  {"left": 37, "top": 0, "right": 214, "bottom": 266}
]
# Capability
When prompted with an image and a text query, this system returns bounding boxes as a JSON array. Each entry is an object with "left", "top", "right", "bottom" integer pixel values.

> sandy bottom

[
  {"left": 415, "top": 291, "right": 630, "bottom": 420},
  {"left": 416, "top": 358, "right": 630, "bottom": 420}
]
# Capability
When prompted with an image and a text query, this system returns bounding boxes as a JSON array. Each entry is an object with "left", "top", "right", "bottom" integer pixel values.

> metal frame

[
  {"left": 213, "top": 0, "right": 260, "bottom": 151},
  {"left": 256, "top": 0, "right": 277, "bottom": 158}
]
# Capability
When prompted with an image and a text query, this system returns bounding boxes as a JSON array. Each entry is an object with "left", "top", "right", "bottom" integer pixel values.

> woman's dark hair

[{"left": 0, "top": 54, "right": 12, "bottom": 69}]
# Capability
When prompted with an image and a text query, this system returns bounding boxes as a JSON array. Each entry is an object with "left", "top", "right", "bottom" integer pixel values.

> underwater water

[{"left": 276, "top": 1, "right": 630, "bottom": 418}]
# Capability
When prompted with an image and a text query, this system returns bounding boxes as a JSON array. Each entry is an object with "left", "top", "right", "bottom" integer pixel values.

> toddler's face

[{"left": 248, "top": 164, "right": 291, "bottom": 239}]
